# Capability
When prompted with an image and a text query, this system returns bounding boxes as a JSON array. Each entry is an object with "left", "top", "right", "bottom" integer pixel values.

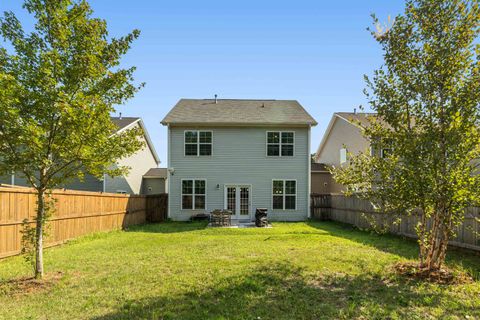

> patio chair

[{"left": 210, "top": 209, "right": 232, "bottom": 227}]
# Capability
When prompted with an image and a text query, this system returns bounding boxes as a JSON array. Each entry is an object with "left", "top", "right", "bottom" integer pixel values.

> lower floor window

[
  {"left": 272, "top": 180, "right": 296, "bottom": 210},
  {"left": 182, "top": 179, "right": 206, "bottom": 210}
]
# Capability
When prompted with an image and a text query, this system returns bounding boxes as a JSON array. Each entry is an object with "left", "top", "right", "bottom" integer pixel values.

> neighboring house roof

[
  {"left": 111, "top": 116, "right": 161, "bottom": 165},
  {"left": 161, "top": 99, "right": 318, "bottom": 126},
  {"left": 111, "top": 117, "right": 141, "bottom": 131},
  {"left": 314, "top": 112, "right": 377, "bottom": 161},
  {"left": 143, "top": 168, "right": 168, "bottom": 179},
  {"left": 311, "top": 162, "right": 329, "bottom": 172},
  {"left": 335, "top": 112, "right": 377, "bottom": 128}
]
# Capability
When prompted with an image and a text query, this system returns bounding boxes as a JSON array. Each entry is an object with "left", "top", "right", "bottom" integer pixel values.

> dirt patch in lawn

[
  {"left": 0, "top": 271, "right": 63, "bottom": 296},
  {"left": 393, "top": 262, "right": 473, "bottom": 285}
]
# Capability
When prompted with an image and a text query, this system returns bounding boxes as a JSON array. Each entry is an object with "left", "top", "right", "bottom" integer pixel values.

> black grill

[{"left": 255, "top": 208, "right": 268, "bottom": 227}]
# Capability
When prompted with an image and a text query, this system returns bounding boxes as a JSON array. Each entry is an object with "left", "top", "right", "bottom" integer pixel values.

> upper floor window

[
  {"left": 267, "top": 131, "right": 294, "bottom": 157},
  {"left": 185, "top": 131, "right": 212, "bottom": 156}
]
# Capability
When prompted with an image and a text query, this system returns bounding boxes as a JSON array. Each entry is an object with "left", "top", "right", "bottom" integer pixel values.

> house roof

[
  {"left": 143, "top": 168, "right": 167, "bottom": 179},
  {"left": 110, "top": 116, "right": 161, "bottom": 165},
  {"left": 111, "top": 117, "right": 141, "bottom": 131},
  {"left": 314, "top": 112, "right": 377, "bottom": 161},
  {"left": 161, "top": 99, "right": 317, "bottom": 126},
  {"left": 335, "top": 112, "right": 378, "bottom": 128}
]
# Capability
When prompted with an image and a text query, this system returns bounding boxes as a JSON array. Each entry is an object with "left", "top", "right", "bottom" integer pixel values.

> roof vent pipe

[
  {"left": 119, "top": 112, "right": 122, "bottom": 119},
  {"left": 214, "top": 94, "right": 218, "bottom": 104},
  {"left": 353, "top": 108, "right": 356, "bottom": 114}
]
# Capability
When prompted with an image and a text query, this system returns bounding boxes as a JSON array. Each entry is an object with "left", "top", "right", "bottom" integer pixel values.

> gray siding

[
  {"left": 0, "top": 173, "right": 32, "bottom": 187},
  {"left": 142, "top": 178, "right": 166, "bottom": 195},
  {"left": 63, "top": 174, "right": 103, "bottom": 192},
  {"left": 168, "top": 126, "right": 310, "bottom": 221},
  {"left": 0, "top": 174, "right": 13, "bottom": 185}
]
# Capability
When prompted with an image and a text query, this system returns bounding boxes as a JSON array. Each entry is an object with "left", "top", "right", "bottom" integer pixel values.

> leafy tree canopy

[{"left": 334, "top": 0, "right": 480, "bottom": 272}]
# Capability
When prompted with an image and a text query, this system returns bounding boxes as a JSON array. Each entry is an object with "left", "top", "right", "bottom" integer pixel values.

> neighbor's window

[
  {"left": 381, "top": 148, "right": 392, "bottom": 158},
  {"left": 272, "top": 180, "right": 296, "bottom": 210},
  {"left": 380, "top": 138, "right": 393, "bottom": 159},
  {"left": 267, "top": 131, "right": 294, "bottom": 156},
  {"left": 340, "top": 148, "right": 347, "bottom": 164},
  {"left": 185, "top": 131, "right": 212, "bottom": 156},
  {"left": 182, "top": 179, "right": 206, "bottom": 210}
]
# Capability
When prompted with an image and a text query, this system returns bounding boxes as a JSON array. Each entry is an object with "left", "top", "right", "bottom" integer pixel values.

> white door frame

[{"left": 223, "top": 184, "right": 252, "bottom": 220}]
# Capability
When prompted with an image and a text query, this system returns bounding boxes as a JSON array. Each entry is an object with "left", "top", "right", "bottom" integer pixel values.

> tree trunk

[
  {"left": 422, "top": 208, "right": 450, "bottom": 272},
  {"left": 35, "top": 188, "right": 45, "bottom": 279}
]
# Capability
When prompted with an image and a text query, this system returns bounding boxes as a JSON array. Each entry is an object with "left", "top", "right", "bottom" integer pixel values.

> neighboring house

[
  {"left": 0, "top": 116, "right": 161, "bottom": 195},
  {"left": 310, "top": 162, "right": 339, "bottom": 194},
  {"left": 161, "top": 98, "right": 317, "bottom": 221},
  {"left": 142, "top": 168, "right": 168, "bottom": 195},
  {"left": 314, "top": 112, "right": 374, "bottom": 167},
  {"left": 313, "top": 112, "right": 383, "bottom": 193}
]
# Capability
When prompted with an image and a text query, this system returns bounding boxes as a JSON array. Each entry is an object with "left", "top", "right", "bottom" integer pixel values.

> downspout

[
  {"left": 102, "top": 173, "right": 106, "bottom": 192},
  {"left": 167, "top": 125, "right": 171, "bottom": 219},
  {"left": 307, "top": 125, "right": 312, "bottom": 219}
]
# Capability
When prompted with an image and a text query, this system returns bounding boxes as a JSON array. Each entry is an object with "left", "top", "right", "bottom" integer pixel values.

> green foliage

[
  {"left": 0, "top": 0, "right": 145, "bottom": 278},
  {"left": 20, "top": 195, "right": 55, "bottom": 273},
  {"left": 0, "top": 0, "right": 145, "bottom": 190},
  {"left": 333, "top": 0, "right": 480, "bottom": 271}
]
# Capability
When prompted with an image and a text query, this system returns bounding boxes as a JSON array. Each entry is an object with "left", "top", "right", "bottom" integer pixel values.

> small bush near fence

[
  {"left": 311, "top": 194, "right": 480, "bottom": 252},
  {"left": 0, "top": 186, "right": 167, "bottom": 259}
]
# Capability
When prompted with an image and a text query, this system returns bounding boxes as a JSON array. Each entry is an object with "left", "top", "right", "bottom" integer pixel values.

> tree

[
  {"left": 333, "top": 0, "right": 480, "bottom": 273},
  {"left": 0, "top": 0, "right": 145, "bottom": 279}
]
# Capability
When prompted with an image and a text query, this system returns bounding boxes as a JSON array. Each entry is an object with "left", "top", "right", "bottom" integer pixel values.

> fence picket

[
  {"left": 0, "top": 187, "right": 168, "bottom": 259},
  {"left": 311, "top": 194, "right": 480, "bottom": 252}
]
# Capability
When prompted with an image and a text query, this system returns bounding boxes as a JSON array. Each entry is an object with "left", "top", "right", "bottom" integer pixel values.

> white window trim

[
  {"left": 223, "top": 184, "right": 253, "bottom": 219},
  {"left": 184, "top": 130, "right": 213, "bottom": 157},
  {"left": 380, "top": 148, "right": 391, "bottom": 159},
  {"left": 266, "top": 131, "right": 295, "bottom": 157},
  {"left": 181, "top": 178, "right": 207, "bottom": 210},
  {"left": 271, "top": 179, "right": 297, "bottom": 211}
]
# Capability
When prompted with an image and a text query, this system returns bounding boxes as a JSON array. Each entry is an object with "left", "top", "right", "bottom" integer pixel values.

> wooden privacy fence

[
  {"left": 146, "top": 193, "right": 168, "bottom": 222},
  {"left": 0, "top": 187, "right": 168, "bottom": 259},
  {"left": 311, "top": 193, "right": 480, "bottom": 252},
  {"left": 310, "top": 194, "right": 331, "bottom": 220}
]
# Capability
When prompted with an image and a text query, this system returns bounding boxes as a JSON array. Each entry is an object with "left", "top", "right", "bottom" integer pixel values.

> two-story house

[
  {"left": 0, "top": 116, "right": 162, "bottom": 195},
  {"left": 313, "top": 112, "right": 383, "bottom": 193},
  {"left": 161, "top": 98, "right": 317, "bottom": 221}
]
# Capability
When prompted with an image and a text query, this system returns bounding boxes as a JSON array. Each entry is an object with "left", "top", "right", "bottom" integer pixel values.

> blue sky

[{"left": 0, "top": 0, "right": 406, "bottom": 164}]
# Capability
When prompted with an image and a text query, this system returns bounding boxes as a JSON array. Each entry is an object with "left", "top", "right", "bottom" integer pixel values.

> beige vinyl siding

[
  {"left": 168, "top": 126, "right": 310, "bottom": 221},
  {"left": 316, "top": 116, "right": 370, "bottom": 167},
  {"left": 105, "top": 122, "right": 158, "bottom": 194}
]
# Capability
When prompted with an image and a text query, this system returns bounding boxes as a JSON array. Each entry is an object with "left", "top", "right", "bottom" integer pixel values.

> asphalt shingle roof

[
  {"left": 335, "top": 112, "right": 378, "bottom": 128},
  {"left": 143, "top": 168, "right": 168, "bottom": 178},
  {"left": 161, "top": 99, "right": 317, "bottom": 126},
  {"left": 111, "top": 117, "right": 140, "bottom": 131},
  {"left": 311, "top": 162, "right": 329, "bottom": 172}
]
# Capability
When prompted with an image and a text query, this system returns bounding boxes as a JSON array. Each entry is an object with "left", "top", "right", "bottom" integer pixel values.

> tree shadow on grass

[
  {"left": 307, "top": 221, "right": 480, "bottom": 277},
  {"left": 125, "top": 221, "right": 209, "bottom": 234},
  {"left": 91, "top": 262, "right": 474, "bottom": 320}
]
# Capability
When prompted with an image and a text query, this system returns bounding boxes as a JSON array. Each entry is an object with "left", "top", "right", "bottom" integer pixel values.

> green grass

[{"left": 0, "top": 221, "right": 479, "bottom": 319}]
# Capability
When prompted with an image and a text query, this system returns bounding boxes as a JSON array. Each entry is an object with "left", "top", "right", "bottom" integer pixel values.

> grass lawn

[{"left": 0, "top": 221, "right": 479, "bottom": 320}]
